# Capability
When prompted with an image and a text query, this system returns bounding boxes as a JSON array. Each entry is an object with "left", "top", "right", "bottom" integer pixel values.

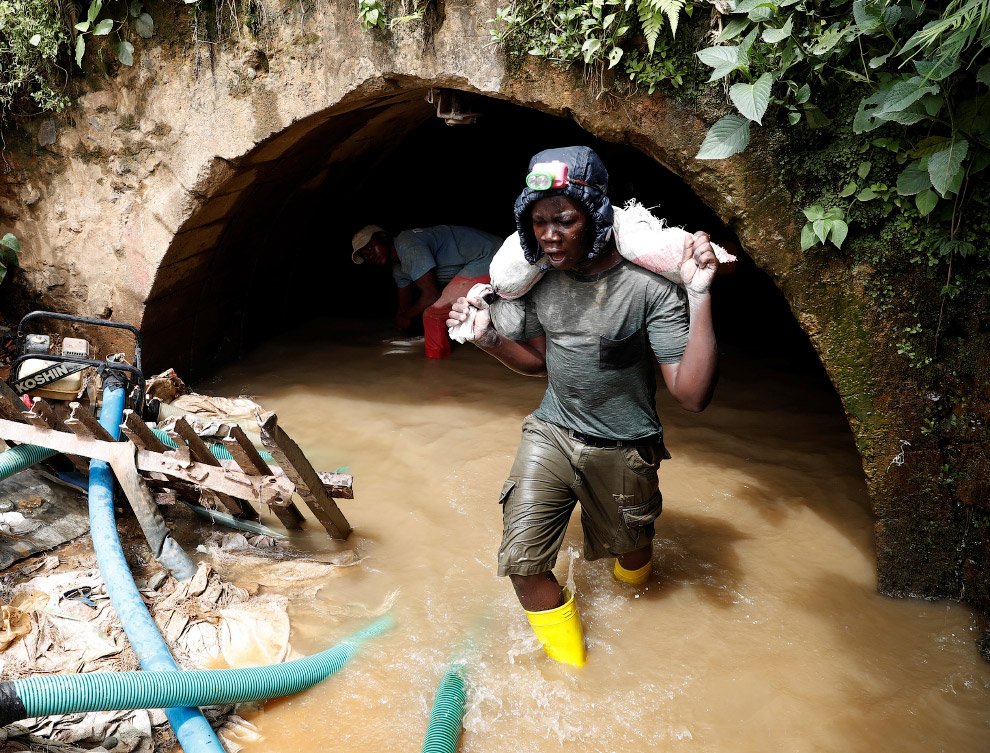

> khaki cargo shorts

[{"left": 496, "top": 415, "right": 668, "bottom": 577}]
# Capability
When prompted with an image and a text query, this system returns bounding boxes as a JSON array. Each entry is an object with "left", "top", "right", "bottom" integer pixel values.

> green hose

[
  {"left": 151, "top": 428, "right": 275, "bottom": 464},
  {"left": 0, "top": 443, "right": 58, "bottom": 482},
  {"left": 6, "top": 615, "right": 393, "bottom": 723},
  {"left": 421, "top": 664, "right": 467, "bottom": 753}
]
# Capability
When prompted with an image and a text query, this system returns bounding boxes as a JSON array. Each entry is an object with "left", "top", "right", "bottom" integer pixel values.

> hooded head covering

[{"left": 513, "top": 146, "right": 614, "bottom": 265}]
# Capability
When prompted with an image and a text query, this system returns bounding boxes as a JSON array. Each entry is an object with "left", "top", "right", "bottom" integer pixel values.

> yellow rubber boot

[
  {"left": 525, "top": 591, "right": 586, "bottom": 667},
  {"left": 613, "top": 558, "right": 651, "bottom": 586}
]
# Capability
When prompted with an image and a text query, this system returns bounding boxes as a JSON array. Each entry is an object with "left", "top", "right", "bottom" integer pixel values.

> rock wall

[{"left": 0, "top": 0, "right": 985, "bottom": 654}]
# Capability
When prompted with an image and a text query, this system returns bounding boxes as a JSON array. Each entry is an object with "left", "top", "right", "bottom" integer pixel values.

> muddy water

[{"left": 204, "top": 319, "right": 989, "bottom": 753}]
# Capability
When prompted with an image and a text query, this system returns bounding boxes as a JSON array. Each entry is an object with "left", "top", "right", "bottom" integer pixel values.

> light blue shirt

[{"left": 391, "top": 225, "right": 501, "bottom": 288}]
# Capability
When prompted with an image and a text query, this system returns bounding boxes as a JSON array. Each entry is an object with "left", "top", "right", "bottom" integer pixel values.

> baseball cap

[{"left": 351, "top": 225, "right": 384, "bottom": 264}]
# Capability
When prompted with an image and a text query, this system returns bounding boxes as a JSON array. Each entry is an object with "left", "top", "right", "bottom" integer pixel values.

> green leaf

[
  {"left": 919, "top": 93, "right": 943, "bottom": 116},
  {"left": 0, "top": 233, "right": 21, "bottom": 258},
  {"left": 877, "top": 77, "right": 939, "bottom": 116},
  {"left": 802, "top": 205, "right": 825, "bottom": 222},
  {"left": 852, "top": 0, "right": 881, "bottom": 29},
  {"left": 839, "top": 181, "right": 857, "bottom": 197},
  {"left": 830, "top": 220, "right": 848, "bottom": 249},
  {"left": 135, "top": 12, "right": 154, "bottom": 38},
  {"left": 979, "top": 63, "right": 990, "bottom": 87},
  {"left": 117, "top": 39, "right": 134, "bottom": 66},
  {"left": 868, "top": 53, "right": 890, "bottom": 68},
  {"left": 695, "top": 114, "right": 751, "bottom": 160},
  {"left": 637, "top": 0, "right": 665, "bottom": 52},
  {"left": 731, "top": 0, "right": 778, "bottom": 14},
  {"left": 787, "top": 111, "right": 801, "bottom": 125},
  {"left": 928, "top": 138, "right": 969, "bottom": 197},
  {"left": 697, "top": 45, "right": 746, "bottom": 82},
  {"left": 909, "top": 136, "right": 951, "bottom": 159},
  {"left": 130, "top": 0, "right": 143, "bottom": 18},
  {"left": 93, "top": 18, "right": 113, "bottom": 35},
  {"left": 729, "top": 72, "right": 773, "bottom": 124},
  {"left": 581, "top": 37, "right": 601, "bottom": 62},
  {"left": 29, "top": 33, "right": 41, "bottom": 46},
  {"left": 856, "top": 188, "right": 877, "bottom": 201},
  {"left": 915, "top": 189, "right": 938, "bottom": 216},
  {"left": 970, "top": 147, "right": 990, "bottom": 176},
  {"left": 914, "top": 57, "right": 959, "bottom": 82},
  {"left": 800, "top": 222, "right": 817, "bottom": 251},
  {"left": 75, "top": 35, "right": 86, "bottom": 67},
  {"left": 75, "top": 21, "right": 90, "bottom": 32},
  {"left": 762, "top": 16, "right": 792, "bottom": 44},
  {"left": 87, "top": 0, "right": 102, "bottom": 25},
  {"left": 897, "top": 160, "right": 932, "bottom": 195},
  {"left": 857, "top": 161, "right": 871, "bottom": 179},
  {"left": 809, "top": 26, "right": 846, "bottom": 56},
  {"left": 813, "top": 219, "right": 830, "bottom": 244},
  {"left": 881, "top": 5, "right": 901, "bottom": 28},
  {"left": 716, "top": 18, "right": 748, "bottom": 43},
  {"left": 795, "top": 83, "right": 810, "bottom": 105},
  {"left": 804, "top": 105, "right": 831, "bottom": 129}
]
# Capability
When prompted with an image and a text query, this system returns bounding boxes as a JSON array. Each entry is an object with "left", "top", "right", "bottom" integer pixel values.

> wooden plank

[
  {"left": 0, "top": 419, "right": 297, "bottom": 507},
  {"left": 121, "top": 410, "right": 171, "bottom": 453},
  {"left": 315, "top": 471, "right": 354, "bottom": 500},
  {"left": 259, "top": 414, "right": 351, "bottom": 539},
  {"left": 167, "top": 418, "right": 257, "bottom": 520},
  {"left": 66, "top": 402, "right": 115, "bottom": 442},
  {"left": 0, "top": 391, "right": 28, "bottom": 423},
  {"left": 222, "top": 425, "right": 305, "bottom": 530},
  {"left": 28, "top": 398, "right": 89, "bottom": 473}
]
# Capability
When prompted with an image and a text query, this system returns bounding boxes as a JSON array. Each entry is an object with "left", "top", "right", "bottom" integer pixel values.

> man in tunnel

[
  {"left": 446, "top": 146, "right": 720, "bottom": 666},
  {"left": 350, "top": 224, "right": 501, "bottom": 358}
]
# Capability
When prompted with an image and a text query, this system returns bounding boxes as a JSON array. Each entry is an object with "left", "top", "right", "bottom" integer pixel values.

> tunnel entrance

[{"left": 143, "top": 87, "right": 825, "bottom": 393}]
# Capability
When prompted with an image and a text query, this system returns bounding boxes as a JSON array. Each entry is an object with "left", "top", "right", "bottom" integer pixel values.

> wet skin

[
  {"left": 530, "top": 195, "right": 620, "bottom": 274},
  {"left": 357, "top": 232, "right": 398, "bottom": 266}
]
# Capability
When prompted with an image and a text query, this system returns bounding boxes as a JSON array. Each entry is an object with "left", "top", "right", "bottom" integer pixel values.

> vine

[{"left": 489, "top": 0, "right": 696, "bottom": 94}]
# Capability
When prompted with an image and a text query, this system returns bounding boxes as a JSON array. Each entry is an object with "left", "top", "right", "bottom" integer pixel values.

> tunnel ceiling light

[{"left": 426, "top": 88, "right": 481, "bottom": 126}]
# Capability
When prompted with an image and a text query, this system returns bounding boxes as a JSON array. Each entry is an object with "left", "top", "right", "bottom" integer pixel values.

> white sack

[
  {"left": 613, "top": 200, "right": 736, "bottom": 283},
  {"left": 447, "top": 283, "right": 494, "bottom": 344},
  {"left": 486, "top": 203, "right": 737, "bottom": 299},
  {"left": 488, "top": 232, "right": 545, "bottom": 300}
]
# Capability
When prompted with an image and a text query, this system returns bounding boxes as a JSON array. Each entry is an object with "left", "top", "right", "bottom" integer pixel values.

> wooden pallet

[{"left": 0, "top": 391, "right": 352, "bottom": 539}]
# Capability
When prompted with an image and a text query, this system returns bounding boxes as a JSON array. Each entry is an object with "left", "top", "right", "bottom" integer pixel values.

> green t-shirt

[{"left": 490, "top": 260, "right": 689, "bottom": 440}]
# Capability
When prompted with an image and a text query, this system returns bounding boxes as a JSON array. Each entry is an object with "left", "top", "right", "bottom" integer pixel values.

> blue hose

[{"left": 89, "top": 385, "right": 224, "bottom": 752}]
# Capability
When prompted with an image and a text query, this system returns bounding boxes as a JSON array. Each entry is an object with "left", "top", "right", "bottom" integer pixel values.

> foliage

[
  {"left": 0, "top": 233, "right": 20, "bottom": 286},
  {"left": 358, "top": 0, "right": 386, "bottom": 31},
  {"left": 489, "top": 0, "right": 695, "bottom": 93},
  {"left": 0, "top": 0, "right": 71, "bottom": 118},
  {"left": 73, "top": 0, "right": 155, "bottom": 68},
  {"left": 692, "top": 0, "right": 990, "bottom": 258},
  {"left": 0, "top": 0, "right": 157, "bottom": 127}
]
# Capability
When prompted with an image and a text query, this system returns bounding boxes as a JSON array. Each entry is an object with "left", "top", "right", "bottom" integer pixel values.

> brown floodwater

[{"left": 202, "top": 318, "right": 990, "bottom": 753}]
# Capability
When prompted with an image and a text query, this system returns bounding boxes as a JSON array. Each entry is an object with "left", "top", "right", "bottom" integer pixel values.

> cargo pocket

[
  {"left": 498, "top": 478, "right": 518, "bottom": 506},
  {"left": 615, "top": 492, "right": 663, "bottom": 551},
  {"left": 599, "top": 328, "right": 645, "bottom": 371},
  {"left": 621, "top": 442, "right": 666, "bottom": 476}
]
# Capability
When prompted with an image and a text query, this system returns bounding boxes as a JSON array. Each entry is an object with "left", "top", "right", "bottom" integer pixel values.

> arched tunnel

[{"left": 141, "top": 87, "right": 825, "bottom": 397}]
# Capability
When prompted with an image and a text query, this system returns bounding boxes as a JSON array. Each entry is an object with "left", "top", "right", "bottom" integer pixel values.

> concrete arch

[{"left": 2, "top": 0, "right": 981, "bottom": 639}]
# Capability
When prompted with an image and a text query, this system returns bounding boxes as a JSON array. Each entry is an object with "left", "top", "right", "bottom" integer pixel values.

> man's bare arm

[
  {"left": 659, "top": 293, "right": 717, "bottom": 412},
  {"left": 477, "top": 333, "right": 547, "bottom": 376},
  {"left": 659, "top": 232, "right": 719, "bottom": 412},
  {"left": 447, "top": 295, "right": 547, "bottom": 376}
]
